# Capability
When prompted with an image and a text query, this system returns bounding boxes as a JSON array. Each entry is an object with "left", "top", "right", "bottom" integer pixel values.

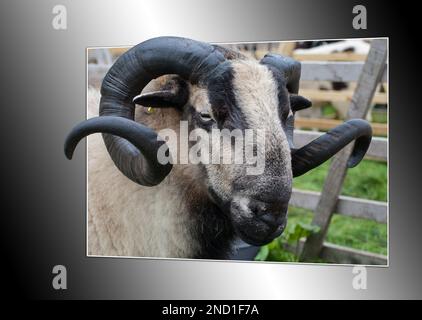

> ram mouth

[{"left": 233, "top": 217, "right": 287, "bottom": 247}]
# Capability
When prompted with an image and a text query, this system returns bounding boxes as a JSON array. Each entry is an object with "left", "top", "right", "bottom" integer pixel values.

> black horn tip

[
  {"left": 64, "top": 121, "right": 89, "bottom": 160},
  {"left": 347, "top": 158, "right": 360, "bottom": 168},
  {"left": 64, "top": 133, "right": 79, "bottom": 160},
  {"left": 345, "top": 119, "right": 373, "bottom": 168},
  {"left": 64, "top": 147, "right": 74, "bottom": 160}
]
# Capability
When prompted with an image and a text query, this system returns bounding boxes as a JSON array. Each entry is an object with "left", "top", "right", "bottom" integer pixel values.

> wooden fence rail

[
  {"left": 290, "top": 189, "right": 387, "bottom": 223},
  {"left": 285, "top": 240, "right": 387, "bottom": 265},
  {"left": 301, "top": 61, "right": 387, "bottom": 83},
  {"left": 298, "top": 88, "right": 387, "bottom": 104},
  {"left": 252, "top": 51, "right": 368, "bottom": 62},
  {"left": 295, "top": 117, "right": 388, "bottom": 136},
  {"left": 293, "top": 52, "right": 367, "bottom": 62}
]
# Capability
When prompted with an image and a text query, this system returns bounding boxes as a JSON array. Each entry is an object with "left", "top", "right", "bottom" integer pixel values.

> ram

[{"left": 65, "top": 37, "right": 372, "bottom": 259}]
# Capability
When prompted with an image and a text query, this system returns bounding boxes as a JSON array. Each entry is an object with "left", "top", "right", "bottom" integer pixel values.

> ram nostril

[
  {"left": 258, "top": 212, "right": 281, "bottom": 226},
  {"left": 248, "top": 200, "right": 264, "bottom": 216},
  {"left": 250, "top": 203, "right": 261, "bottom": 216}
]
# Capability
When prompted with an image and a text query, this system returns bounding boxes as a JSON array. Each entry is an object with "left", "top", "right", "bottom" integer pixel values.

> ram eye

[{"left": 199, "top": 112, "right": 214, "bottom": 123}]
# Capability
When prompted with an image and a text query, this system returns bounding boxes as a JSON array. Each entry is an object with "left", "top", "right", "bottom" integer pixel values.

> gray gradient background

[{"left": 1, "top": 0, "right": 419, "bottom": 299}]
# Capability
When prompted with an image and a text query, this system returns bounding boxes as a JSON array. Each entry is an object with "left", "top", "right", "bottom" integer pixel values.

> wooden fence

[
  {"left": 297, "top": 59, "right": 388, "bottom": 137},
  {"left": 291, "top": 39, "right": 388, "bottom": 265}
]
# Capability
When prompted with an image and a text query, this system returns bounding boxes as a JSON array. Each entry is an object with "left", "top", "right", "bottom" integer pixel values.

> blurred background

[{"left": 88, "top": 38, "right": 388, "bottom": 264}]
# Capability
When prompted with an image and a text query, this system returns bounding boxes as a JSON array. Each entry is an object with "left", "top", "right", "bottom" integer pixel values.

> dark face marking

[
  {"left": 260, "top": 63, "right": 295, "bottom": 148},
  {"left": 206, "top": 62, "right": 248, "bottom": 131}
]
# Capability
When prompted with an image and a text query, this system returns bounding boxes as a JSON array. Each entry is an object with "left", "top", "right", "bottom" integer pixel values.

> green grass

[
  {"left": 321, "top": 104, "right": 337, "bottom": 118},
  {"left": 255, "top": 158, "right": 388, "bottom": 262},
  {"left": 320, "top": 102, "right": 388, "bottom": 124},
  {"left": 286, "top": 208, "right": 387, "bottom": 255},
  {"left": 293, "top": 159, "right": 387, "bottom": 202},
  {"left": 372, "top": 110, "right": 387, "bottom": 124}
]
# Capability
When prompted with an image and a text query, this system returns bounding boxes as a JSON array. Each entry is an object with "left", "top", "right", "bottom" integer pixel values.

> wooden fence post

[{"left": 300, "top": 39, "right": 388, "bottom": 261}]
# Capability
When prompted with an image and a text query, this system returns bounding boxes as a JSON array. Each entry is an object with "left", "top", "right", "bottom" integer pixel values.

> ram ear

[
  {"left": 290, "top": 94, "right": 312, "bottom": 112},
  {"left": 133, "top": 77, "right": 189, "bottom": 109}
]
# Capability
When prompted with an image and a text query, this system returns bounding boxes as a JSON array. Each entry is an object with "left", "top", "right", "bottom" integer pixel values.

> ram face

[{"left": 65, "top": 37, "right": 372, "bottom": 248}]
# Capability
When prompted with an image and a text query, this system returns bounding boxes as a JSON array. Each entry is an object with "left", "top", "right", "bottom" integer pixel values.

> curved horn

[
  {"left": 260, "top": 53, "right": 301, "bottom": 93},
  {"left": 65, "top": 116, "right": 172, "bottom": 186},
  {"left": 66, "top": 36, "right": 225, "bottom": 186},
  {"left": 291, "top": 119, "right": 372, "bottom": 177}
]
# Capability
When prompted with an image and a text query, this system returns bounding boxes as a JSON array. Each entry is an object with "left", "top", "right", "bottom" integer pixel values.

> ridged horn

[{"left": 291, "top": 119, "right": 372, "bottom": 177}]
